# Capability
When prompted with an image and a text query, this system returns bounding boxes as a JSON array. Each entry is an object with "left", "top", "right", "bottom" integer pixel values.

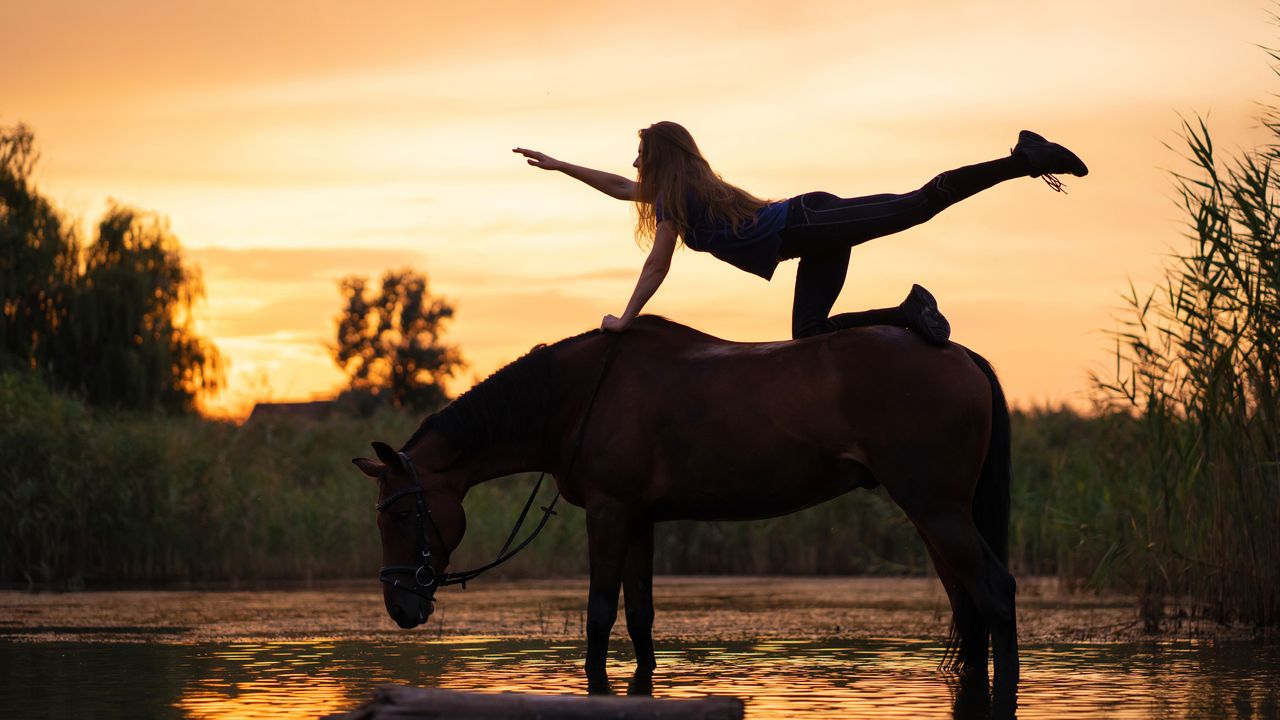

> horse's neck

[
  {"left": 405, "top": 430, "right": 548, "bottom": 498},
  {"left": 407, "top": 331, "right": 614, "bottom": 496}
]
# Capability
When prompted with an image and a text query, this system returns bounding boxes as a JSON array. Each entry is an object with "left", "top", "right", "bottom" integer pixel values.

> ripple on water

[{"left": 1, "top": 637, "right": 1278, "bottom": 718}]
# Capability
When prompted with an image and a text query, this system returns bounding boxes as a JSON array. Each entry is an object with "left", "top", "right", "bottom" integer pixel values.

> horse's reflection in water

[
  {"left": 952, "top": 669, "right": 1016, "bottom": 719},
  {"left": 353, "top": 316, "right": 1019, "bottom": 709},
  {"left": 620, "top": 665, "right": 1013, "bottom": 719}
]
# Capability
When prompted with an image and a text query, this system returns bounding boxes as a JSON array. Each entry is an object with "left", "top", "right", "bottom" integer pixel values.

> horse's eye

[{"left": 393, "top": 510, "right": 413, "bottom": 524}]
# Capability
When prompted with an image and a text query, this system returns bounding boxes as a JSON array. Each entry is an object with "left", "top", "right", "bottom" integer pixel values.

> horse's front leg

[
  {"left": 623, "top": 522, "right": 656, "bottom": 696},
  {"left": 584, "top": 501, "right": 633, "bottom": 694}
]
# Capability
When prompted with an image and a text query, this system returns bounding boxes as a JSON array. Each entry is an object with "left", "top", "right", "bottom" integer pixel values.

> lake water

[{"left": 1, "top": 578, "right": 1276, "bottom": 719}]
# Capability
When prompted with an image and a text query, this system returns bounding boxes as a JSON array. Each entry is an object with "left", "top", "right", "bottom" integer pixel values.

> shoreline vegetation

[{"left": 1, "top": 371, "right": 1274, "bottom": 638}]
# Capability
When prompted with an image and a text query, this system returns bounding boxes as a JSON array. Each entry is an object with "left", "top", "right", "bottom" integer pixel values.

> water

[
  {"left": 1, "top": 580, "right": 1277, "bottom": 719},
  {"left": 2, "top": 638, "right": 1277, "bottom": 718}
]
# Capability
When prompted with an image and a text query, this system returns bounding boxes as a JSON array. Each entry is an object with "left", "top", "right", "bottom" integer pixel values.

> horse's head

[{"left": 353, "top": 441, "right": 466, "bottom": 629}]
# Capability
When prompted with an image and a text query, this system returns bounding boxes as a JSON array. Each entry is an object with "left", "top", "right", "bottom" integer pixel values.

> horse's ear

[
  {"left": 352, "top": 457, "right": 383, "bottom": 479},
  {"left": 371, "top": 441, "right": 402, "bottom": 469}
]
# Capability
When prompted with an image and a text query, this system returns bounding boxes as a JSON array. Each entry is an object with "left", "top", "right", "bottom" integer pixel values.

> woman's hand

[
  {"left": 513, "top": 148, "right": 637, "bottom": 200},
  {"left": 601, "top": 314, "right": 631, "bottom": 333},
  {"left": 513, "top": 147, "right": 563, "bottom": 171}
]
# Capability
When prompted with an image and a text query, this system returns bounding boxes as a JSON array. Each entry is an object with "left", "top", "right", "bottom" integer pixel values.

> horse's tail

[
  {"left": 966, "top": 349, "right": 1011, "bottom": 568},
  {"left": 942, "top": 349, "right": 1012, "bottom": 673}
]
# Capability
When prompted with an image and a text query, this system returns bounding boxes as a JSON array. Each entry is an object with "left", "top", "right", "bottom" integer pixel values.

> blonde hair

[{"left": 633, "top": 121, "right": 768, "bottom": 247}]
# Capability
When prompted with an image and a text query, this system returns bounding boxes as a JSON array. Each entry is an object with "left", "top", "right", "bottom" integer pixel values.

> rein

[{"left": 377, "top": 333, "right": 622, "bottom": 596}]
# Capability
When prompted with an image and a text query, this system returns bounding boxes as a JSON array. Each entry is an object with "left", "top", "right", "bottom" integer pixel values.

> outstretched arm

[
  {"left": 601, "top": 221, "right": 678, "bottom": 332},
  {"left": 513, "top": 147, "right": 638, "bottom": 201}
]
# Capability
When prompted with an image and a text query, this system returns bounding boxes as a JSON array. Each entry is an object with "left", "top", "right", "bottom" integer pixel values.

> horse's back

[
  {"left": 589, "top": 317, "right": 993, "bottom": 517},
  {"left": 625, "top": 316, "right": 989, "bottom": 406}
]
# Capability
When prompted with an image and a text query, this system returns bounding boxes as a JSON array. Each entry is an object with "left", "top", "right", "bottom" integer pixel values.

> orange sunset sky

[{"left": 3, "top": 1, "right": 1275, "bottom": 416}]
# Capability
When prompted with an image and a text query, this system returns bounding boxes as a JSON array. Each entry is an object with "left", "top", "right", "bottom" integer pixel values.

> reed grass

[
  {"left": 3, "top": 358, "right": 1274, "bottom": 630},
  {"left": 1085, "top": 113, "right": 1280, "bottom": 627},
  {"left": 0, "top": 370, "right": 933, "bottom": 587},
  {"left": 0, "top": 362, "right": 1165, "bottom": 591},
  {"left": 0, "top": 371, "right": 399, "bottom": 585}
]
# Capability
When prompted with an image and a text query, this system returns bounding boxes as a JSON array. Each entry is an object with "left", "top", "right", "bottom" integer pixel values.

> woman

[{"left": 513, "top": 121, "right": 1086, "bottom": 344}]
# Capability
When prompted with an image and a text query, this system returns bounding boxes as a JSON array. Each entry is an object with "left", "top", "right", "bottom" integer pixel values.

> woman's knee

[{"left": 792, "top": 318, "right": 834, "bottom": 339}]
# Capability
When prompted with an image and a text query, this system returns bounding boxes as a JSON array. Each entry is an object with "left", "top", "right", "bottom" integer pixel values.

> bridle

[
  {"left": 375, "top": 333, "right": 621, "bottom": 599},
  {"left": 375, "top": 452, "right": 563, "bottom": 596},
  {"left": 375, "top": 452, "right": 457, "bottom": 597}
]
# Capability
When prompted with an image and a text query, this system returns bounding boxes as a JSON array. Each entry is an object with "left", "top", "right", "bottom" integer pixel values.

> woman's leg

[
  {"left": 791, "top": 245, "right": 857, "bottom": 338},
  {"left": 783, "top": 133, "right": 1086, "bottom": 342},
  {"left": 780, "top": 155, "right": 1032, "bottom": 255},
  {"left": 790, "top": 248, "right": 947, "bottom": 343},
  {"left": 780, "top": 130, "right": 1088, "bottom": 253}
]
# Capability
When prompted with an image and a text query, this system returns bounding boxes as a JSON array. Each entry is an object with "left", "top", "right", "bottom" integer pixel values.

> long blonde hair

[{"left": 633, "top": 121, "right": 768, "bottom": 247}]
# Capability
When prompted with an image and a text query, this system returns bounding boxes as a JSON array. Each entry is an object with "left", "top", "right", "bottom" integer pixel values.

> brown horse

[{"left": 352, "top": 315, "right": 1017, "bottom": 702}]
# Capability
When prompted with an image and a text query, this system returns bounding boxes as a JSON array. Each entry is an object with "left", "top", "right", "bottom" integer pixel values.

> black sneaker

[
  {"left": 1013, "top": 130, "right": 1088, "bottom": 192},
  {"left": 900, "top": 284, "right": 951, "bottom": 346}
]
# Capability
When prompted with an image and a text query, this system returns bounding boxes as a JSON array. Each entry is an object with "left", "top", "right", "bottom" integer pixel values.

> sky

[{"left": 2, "top": 0, "right": 1275, "bottom": 416}]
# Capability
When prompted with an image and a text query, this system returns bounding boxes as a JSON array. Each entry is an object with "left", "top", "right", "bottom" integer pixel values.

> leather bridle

[
  {"left": 376, "top": 452, "right": 562, "bottom": 597},
  {"left": 375, "top": 451, "right": 454, "bottom": 598},
  {"left": 375, "top": 333, "right": 621, "bottom": 599}
]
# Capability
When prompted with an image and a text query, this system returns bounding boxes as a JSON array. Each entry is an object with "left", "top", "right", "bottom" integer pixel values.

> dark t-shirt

[{"left": 656, "top": 196, "right": 791, "bottom": 280}]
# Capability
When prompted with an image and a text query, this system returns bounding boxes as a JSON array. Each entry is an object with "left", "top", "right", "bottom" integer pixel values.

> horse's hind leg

[
  {"left": 623, "top": 522, "right": 656, "bottom": 695},
  {"left": 921, "top": 538, "right": 989, "bottom": 683},
  {"left": 911, "top": 508, "right": 1018, "bottom": 698}
]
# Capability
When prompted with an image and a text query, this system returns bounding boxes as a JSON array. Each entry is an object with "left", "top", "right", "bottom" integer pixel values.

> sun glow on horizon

[{"left": 5, "top": 1, "right": 1275, "bottom": 418}]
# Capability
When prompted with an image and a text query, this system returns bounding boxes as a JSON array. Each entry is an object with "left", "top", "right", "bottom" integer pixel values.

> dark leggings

[{"left": 780, "top": 154, "right": 1031, "bottom": 338}]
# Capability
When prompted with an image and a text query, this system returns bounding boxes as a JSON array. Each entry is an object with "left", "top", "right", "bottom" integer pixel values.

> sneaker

[
  {"left": 900, "top": 284, "right": 951, "bottom": 346},
  {"left": 1013, "top": 130, "right": 1088, "bottom": 192}
]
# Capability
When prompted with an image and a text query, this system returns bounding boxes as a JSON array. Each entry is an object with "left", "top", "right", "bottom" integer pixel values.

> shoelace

[
  {"left": 1041, "top": 174, "right": 1067, "bottom": 193},
  {"left": 1011, "top": 145, "right": 1070, "bottom": 193}
]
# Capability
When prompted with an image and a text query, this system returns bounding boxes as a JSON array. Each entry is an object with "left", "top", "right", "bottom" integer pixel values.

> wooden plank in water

[{"left": 331, "top": 686, "right": 745, "bottom": 720}]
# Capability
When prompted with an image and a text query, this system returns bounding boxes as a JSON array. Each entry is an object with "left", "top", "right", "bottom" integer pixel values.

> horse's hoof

[{"left": 627, "top": 668, "right": 654, "bottom": 696}]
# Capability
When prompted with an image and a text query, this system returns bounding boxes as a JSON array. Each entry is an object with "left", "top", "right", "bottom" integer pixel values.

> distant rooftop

[{"left": 245, "top": 400, "right": 334, "bottom": 423}]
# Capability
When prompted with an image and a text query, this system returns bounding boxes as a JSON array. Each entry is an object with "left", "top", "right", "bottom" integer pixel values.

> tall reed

[
  {"left": 6, "top": 351, "right": 1273, "bottom": 631},
  {"left": 0, "top": 371, "right": 398, "bottom": 585},
  {"left": 0, "top": 370, "right": 935, "bottom": 586},
  {"left": 1091, "top": 112, "right": 1280, "bottom": 626}
]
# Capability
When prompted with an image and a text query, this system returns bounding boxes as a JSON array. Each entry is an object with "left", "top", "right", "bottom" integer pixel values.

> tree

[
  {"left": 0, "top": 124, "right": 222, "bottom": 412},
  {"left": 333, "top": 269, "right": 464, "bottom": 411},
  {"left": 0, "top": 124, "right": 78, "bottom": 373},
  {"left": 59, "top": 204, "right": 223, "bottom": 411}
]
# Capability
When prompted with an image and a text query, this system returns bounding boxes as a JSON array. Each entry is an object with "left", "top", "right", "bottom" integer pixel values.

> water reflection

[
  {"left": 177, "top": 642, "right": 352, "bottom": 719},
  {"left": 1, "top": 637, "right": 1276, "bottom": 719}
]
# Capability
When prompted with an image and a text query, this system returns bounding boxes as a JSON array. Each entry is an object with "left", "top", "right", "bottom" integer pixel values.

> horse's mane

[{"left": 400, "top": 329, "right": 602, "bottom": 458}]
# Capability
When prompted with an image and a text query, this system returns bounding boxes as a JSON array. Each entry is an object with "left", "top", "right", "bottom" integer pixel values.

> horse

[{"left": 352, "top": 315, "right": 1017, "bottom": 702}]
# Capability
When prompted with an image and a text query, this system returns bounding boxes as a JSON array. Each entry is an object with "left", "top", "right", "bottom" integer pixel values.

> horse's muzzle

[{"left": 388, "top": 601, "right": 430, "bottom": 629}]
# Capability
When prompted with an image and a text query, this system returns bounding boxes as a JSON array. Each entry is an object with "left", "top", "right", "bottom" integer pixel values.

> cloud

[
  {"left": 189, "top": 246, "right": 431, "bottom": 283},
  {"left": 202, "top": 296, "right": 337, "bottom": 338},
  {"left": 440, "top": 266, "right": 637, "bottom": 288}
]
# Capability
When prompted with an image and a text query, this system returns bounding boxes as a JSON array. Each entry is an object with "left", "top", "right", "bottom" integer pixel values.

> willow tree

[
  {"left": 0, "top": 124, "right": 78, "bottom": 373},
  {"left": 57, "top": 205, "right": 223, "bottom": 411},
  {"left": 0, "top": 124, "right": 222, "bottom": 412},
  {"left": 333, "top": 269, "right": 464, "bottom": 411}
]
